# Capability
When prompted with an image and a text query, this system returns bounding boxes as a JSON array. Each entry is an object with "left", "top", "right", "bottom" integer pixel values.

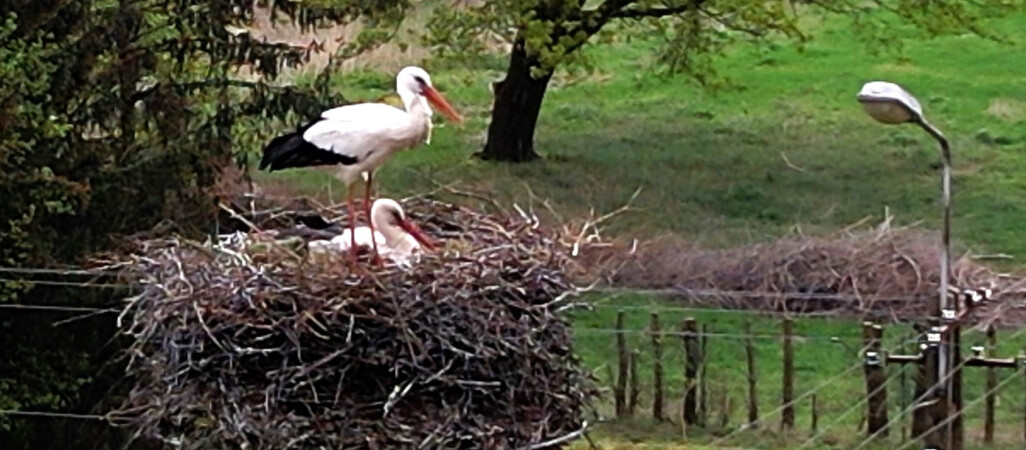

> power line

[{"left": 0, "top": 304, "right": 117, "bottom": 313}]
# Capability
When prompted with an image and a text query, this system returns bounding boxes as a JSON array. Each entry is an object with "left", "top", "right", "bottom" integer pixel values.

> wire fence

[
  {"left": 4, "top": 264, "right": 1026, "bottom": 449},
  {"left": 573, "top": 302, "right": 1026, "bottom": 449}
]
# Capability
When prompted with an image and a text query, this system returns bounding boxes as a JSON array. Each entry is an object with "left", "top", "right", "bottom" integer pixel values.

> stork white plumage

[
  {"left": 307, "top": 198, "right": 435, "bottom": 265},
  {"left": 258, "top": 66, "right": 461, "bottom": 266}
]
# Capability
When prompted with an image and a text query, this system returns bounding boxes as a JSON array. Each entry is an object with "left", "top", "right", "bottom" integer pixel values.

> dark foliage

[{"left": 0, "top": 1, "right": 407, "bottom": 448}]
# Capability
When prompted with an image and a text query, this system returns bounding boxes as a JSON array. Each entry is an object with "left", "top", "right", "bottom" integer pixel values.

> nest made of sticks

[{"left": 112, "top": 197, "right": 598, "bottom": 450}]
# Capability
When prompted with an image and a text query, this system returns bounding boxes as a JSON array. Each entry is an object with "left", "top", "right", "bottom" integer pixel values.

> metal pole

[{"left": 916, "top": 117, "right": 956, "bottom": 449}]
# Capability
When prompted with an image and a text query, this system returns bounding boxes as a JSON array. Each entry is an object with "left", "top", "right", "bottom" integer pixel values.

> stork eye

[{"left": 413, "top": 76, "right": 426, "bottom": 86}]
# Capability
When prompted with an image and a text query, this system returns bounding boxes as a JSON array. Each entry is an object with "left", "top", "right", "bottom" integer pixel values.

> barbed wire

[
  {"left": 797, "top": 368, "right": 906, "bottom": 449},
  {"left": 701, "top": 338, "right": 884, "bottom": 448},
  {"left": 0, "top": 409, "right": 114, "bottom": 422},
  {"left": 0, "top": 304, "right": 117, "bottom": 313},
  {"left": 574, "top": 326, "right": 869, "bottom": 343},
  {"left": 592, "top": 287, "right": 943, "bottom": 303},
  {"left": 0, "top": 266, "right": 124, "bottom": 277},
  {"left": 583, "top": 302, "right": 875, "bottom": 317},
  {"left": 0, "top": 264, "right": 1013, "bottom": 303},
  {"left": 894, "top": 367, "right": 1024, "bottom": 450},
  {"left": 848, "top": 323, "right": 1026, "bottom": 450},
  {"left": 0, "top": 277, "right": 133, "bottom": 289}
]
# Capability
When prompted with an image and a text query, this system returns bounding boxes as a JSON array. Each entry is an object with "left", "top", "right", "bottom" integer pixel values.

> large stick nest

[{"left": 112, "top": 197, "right": 598, "bottom": 449}]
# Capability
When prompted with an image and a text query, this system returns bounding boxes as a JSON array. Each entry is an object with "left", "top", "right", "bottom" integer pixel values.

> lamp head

[{"left": 857, "top": 81, "right": 924, "bottom": 125}]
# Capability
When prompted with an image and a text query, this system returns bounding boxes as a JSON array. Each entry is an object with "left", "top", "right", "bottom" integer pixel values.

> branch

[
  {"left": 698, "top": 6, "right": 768, "bottom": 37},
  {"left": 609, "top": 4, "right": 696, "bottom": 19},
  {"left": 130, "top": 80, "right": 263, "bottom": 103}
]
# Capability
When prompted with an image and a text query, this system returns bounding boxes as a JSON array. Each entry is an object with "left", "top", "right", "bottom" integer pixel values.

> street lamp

[
  {"left": 856, "top": 80, "right": 955, "bottom": 448},
  {"left": 856, "top": 80, "right": 951, "bottom": 316}
]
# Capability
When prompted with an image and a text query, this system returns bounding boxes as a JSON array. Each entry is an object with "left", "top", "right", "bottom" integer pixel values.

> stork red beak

[
  {"left": 397, "top": 219, "right": 437, "bottom": 251},
  {"left": 422, "top": 86, "right": 463, "bottom": 124}
]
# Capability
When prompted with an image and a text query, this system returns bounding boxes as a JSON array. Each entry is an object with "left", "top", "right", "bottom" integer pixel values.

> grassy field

[
  {"left": 568, "top": 294, "right": 1026, "bottom": 449},
  {"left": 248, "top": 6, "right": 1026, "bottom": 448},
  {"left": 253, "top": 9, "right": 1026, "bottom": 260}
]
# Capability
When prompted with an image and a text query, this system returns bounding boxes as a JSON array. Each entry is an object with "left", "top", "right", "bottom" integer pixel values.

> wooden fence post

[
  {"left": 628, "top": 349, "right": 639, "bottom": 417},
  {"left": 700, "top": 323, "right": 709, "bottom": 427},
  {"left": 745, "top": 320, "right": 759, "bottom": 428},
  {"left": 1021, "top": 347, "right": 1026, "bottom": 446},
  {"left": 911, "top": 326, "right": 930, "bottom": 440},
  {"left": 651, "top": 312, "right": 663, "bottom": 421},
  {"left": 719, "top": 384, "right": 731, "bottom": 430},
  {"left": 811, "top": 393, "right": 818, "bottom": 433},
  {"left": 683, "top": 318, "right": 701, "bottom": 426},
  {"left": 615, "top": 310, "right": 627, "bottom": 417},
  {"left": 863, "top": 322, "right": 888, "bottom": 437},
  {"left": 984, "top": 324, "right": 996, "bottom": 444},
  {"left": 900, "top": 331, "right": 911, "bottom": 442},
  {"left": 781, "top": 317, "right": 795, "bottom": 431}
]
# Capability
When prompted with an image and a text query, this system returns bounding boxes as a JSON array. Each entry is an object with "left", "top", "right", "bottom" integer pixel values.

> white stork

[
  {"left": 258, "top": 66, "right": 462, "bottom": 265},
  {"left": 308, "top": 198, "right": 435, "bottom": 265}
]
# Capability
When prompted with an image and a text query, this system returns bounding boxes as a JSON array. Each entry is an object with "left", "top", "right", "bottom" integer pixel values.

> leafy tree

[
  {"left": 423, "top": 0, "right": 1020, "bottom": 162},
  {"left": 0, "top": 1, "right": 406, "bottom": 447}
]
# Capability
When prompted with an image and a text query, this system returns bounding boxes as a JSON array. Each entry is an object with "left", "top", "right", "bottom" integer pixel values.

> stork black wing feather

[{"left": 259, "top": 118, "right": 359, "bottom": 171}]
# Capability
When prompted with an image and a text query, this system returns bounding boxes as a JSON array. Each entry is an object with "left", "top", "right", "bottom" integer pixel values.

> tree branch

[
  {"left": 560, "top": 0, "right": 707, "bottom": 57},
  {"left": 608, "top": 4, "right": 698, "bottom": 19},
  {"left": 603, "top": 0, "right": 709, "bottom": 19},
  {"left": 130, "top": 80, "right": 264, "bottom": 103}
]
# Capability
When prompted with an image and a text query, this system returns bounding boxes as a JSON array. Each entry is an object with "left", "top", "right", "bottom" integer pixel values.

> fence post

[
  {"left": 628, "top": 349, "right": 639, "bottom": 417},
  {"left": 811, "top": 393, "right": 818, "bottom": 433},
  {"left": 863, "top": 322, "right": 888, "bottom": 437},
  {"left": 745, "top": 320, "right": 759, "bottom": 428},
  {"left": 719, "top": 384, "right": 731, "bottom": 430},
  {"left": 683, "top": 317, "right": 701, "bottom": 426},
  {"left": 911, "top": 325, "right": 930, "bottom": 440},
  {"left": 984, "top": 324, "right": 996, "bottom": 444},
  {"left": 700, "top": 323, "right": 709, "bottom": 427},
  {"left": 781, "top": 317, "right": 795, "bottom": 431},
  {"left": 900, "top": 331, "right": 911, "bottom": 442},
  {"left": 615, "top": 310, "right": 627, "bottom": 418},
  {"left": 651, "top": 312, "right": 663, "bottom": 421},
  {"left": 1021, "top": 348, "right": 1026, "bottom": 446}
]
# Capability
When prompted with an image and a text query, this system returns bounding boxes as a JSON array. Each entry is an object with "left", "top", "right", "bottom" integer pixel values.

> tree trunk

[{"left": 479, "top": 36, "right": 552, "bottom": 162}]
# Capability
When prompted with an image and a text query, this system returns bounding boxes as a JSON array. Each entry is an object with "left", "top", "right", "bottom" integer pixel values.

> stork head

[
  {"left": 370, "top": 198, "right": 436, "bottom": 250},
  {"left": 395, "top": 66, "right": 462, "bottom": 123}
]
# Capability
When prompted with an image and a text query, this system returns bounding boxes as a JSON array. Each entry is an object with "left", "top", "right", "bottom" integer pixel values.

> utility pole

[{"left": 884, "top": 289, "right": 1001, "bottom": 449}]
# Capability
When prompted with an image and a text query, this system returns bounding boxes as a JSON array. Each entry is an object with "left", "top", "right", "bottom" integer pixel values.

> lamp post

[{"left": 856, "top": 81, "right": 958, "bottom": 449}]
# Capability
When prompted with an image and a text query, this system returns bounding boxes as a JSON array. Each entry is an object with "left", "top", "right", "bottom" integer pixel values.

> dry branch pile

[
  {"left": 113, "top": 197, "right": 597, "bottom": 449},
  {"left": 596, "top": 215, "right": 1025, "bottom": 319}
]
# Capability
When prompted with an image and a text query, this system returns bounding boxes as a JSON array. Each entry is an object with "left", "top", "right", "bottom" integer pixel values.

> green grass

[
  {"left": 569, "top": 295, "right": 1026, "bottom": 449},
  {"left": 254, "top": 10, "right": 1026, "bottom": 260},
  {"left": 250, "top": 8, "right": 1026, "bottom": 448}
]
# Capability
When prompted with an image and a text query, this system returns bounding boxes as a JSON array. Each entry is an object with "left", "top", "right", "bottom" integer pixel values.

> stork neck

[
  {"left": 370, "top": 212, "right": 410, "bottom": 249},
  {"left": 398, "top": 89, "right": 432, "bottom": 118}
]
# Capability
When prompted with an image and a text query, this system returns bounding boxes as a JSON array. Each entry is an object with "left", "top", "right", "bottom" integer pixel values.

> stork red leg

[
  {"left": 364, "top": 171, "right": 384, "bottom": 266},
  {"left": 346, "top": 186, "right": 359, "bottom": 268}
]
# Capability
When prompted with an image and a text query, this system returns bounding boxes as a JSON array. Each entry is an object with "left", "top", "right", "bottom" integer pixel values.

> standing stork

[{"left": 258, "top": 66, "right": 462, "bottom": 266}]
